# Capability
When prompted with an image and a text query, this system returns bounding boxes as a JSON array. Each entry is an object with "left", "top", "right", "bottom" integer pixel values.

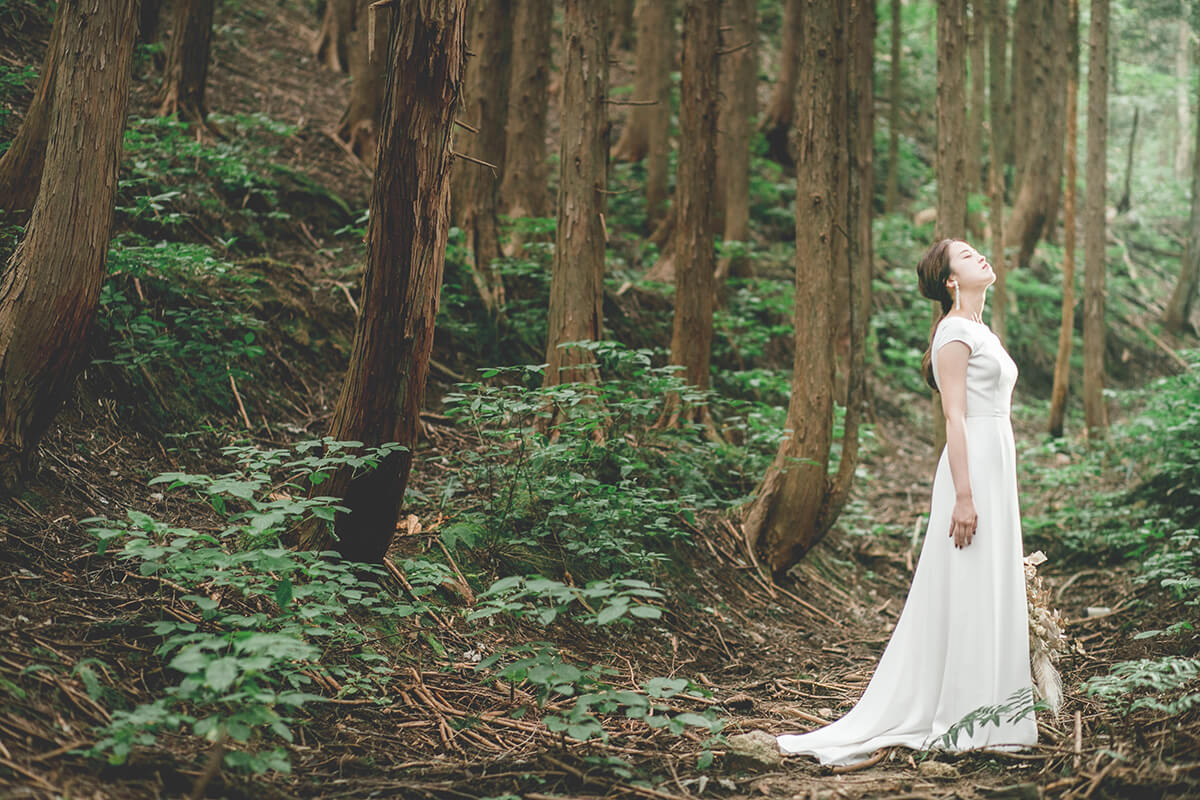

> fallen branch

[
  {"left": 227, "top": 365, "right": 253, "bottom": 430},
  {"left": 1123, "top": 314, "right": 1189, "bottom": 371}
]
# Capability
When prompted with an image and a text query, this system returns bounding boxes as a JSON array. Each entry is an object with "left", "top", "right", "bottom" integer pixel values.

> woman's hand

[{"left": 949, "top": 495, "right": 977, "bottom": 548}]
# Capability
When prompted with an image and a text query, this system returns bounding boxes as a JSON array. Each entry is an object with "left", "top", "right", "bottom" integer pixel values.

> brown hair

[{"left": 917, "top": 238, "right": 959, "bottom": 392}]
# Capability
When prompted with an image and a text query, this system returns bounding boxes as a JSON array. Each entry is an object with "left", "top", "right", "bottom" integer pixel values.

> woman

[{"left": 776, "top": 239, "right": 1039, "bottom": 766}]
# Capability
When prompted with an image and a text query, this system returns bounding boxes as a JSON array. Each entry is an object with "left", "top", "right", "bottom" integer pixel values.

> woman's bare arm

[{"left": 937, "top": 341, "right": 977, "bottom": 548}]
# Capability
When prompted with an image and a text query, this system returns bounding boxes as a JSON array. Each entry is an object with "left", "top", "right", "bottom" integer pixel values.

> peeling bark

[
  {"left": 744, "top": 0, "right": 870, "bottom": 577},
  {"left": 451, "top": 0, "right": 512, "bottom": 314},
  {"left": 542, "top": 0, "right": 608, "bottom": 391},
  {"left": 500, "top": 0, "right": 553, "bottom": 240},
  {"left": 0, "top": 0, "right": 137, "bottom": 490},
  {"left": 662, "top": 0, "right": 719, "bottom": 429},
  {"left": 299, "top": 0, "right": 468, "bottom": 561}
]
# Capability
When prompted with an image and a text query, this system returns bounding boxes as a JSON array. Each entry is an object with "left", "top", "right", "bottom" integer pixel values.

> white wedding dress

[{"left": 777, "top": 316, "right": 1039, "bottom": 765}]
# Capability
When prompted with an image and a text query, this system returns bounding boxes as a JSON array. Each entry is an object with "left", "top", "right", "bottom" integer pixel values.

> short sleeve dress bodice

[
  {"left": 776, "top": 315, "right": 1038, "bottom": 765},
  {"left": 931, "top": 316, "right": 1020, "bottom": 418}
]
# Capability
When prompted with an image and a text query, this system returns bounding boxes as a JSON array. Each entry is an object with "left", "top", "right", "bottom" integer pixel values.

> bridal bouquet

[{"left": 1024, "top": 550, "right": 1068, "bottom": 716}]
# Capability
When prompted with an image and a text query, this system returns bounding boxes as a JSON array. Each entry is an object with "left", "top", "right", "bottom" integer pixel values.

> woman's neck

[{"left": 947, "top": 289, "right": 987, "bottom": 323}]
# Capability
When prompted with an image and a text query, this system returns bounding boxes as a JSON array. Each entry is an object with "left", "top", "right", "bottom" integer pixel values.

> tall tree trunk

[
  {"left": 500, "top": 0, "right": 553, "bottom": 248},
  {"left": 827, "top": 0, "right": 874, "bottom": 536},
  {"left": 830, "top": 5, "right": 852, "bottom": 403},
  {"left": 988, "top": 0, "right": 1009, "bottom": 344},
  {"left": 759, "top": 0, "right": 801, "bottom": 166},
  {"left": 335, "top": 0, "right": 389, "bottom": 163},
  {"left": 664, "top": 0, "right": 718, "bottom": 426},
  {"left": 1049, "top": 0, "right": 1079, "bottom": 437},
  {"left": 643, "top": 0, "right": 674, "bottom": 229},
  {"left": 885, "top": 0, "right": 902, "bottom": 213},
  {"left": 158, "top": 0, "right": 215, "bottom": 123},
  {"left": 1006, "top": 0, "right": 1068, "bottom": 268},
  {"left": 967, "top": 2, "right": 986, "bottom": 196},
  {"left": 0, "top": 10, "right": 66, "bottom": 213},
  {"left": 714, "top": 0, "right": 757, "bottom": 289},
  {"left": 1116, "top": 106, "right": 1137, "bottom": 214},
  {"left": 932, "top": 0, "right": 968, "bottom": 455},
  {"left": 299, "top": 0, "right": 468, "bottom": 561},
  {"left": 1009, "top": 0, "right": 1033, "bottom": 184},
  {"left": 139, "top": 0, "right": 164, "bottom": 44},
  {"left": 542, "top": 0, "right": 608, "bottom": 390},
  {"left": 452, "top": 0, "right": 512, "bottom": 314},
  {"left": 612, "top": 0, "right": 673, "bottom": 228},
  {"left": 610, "top": 0, "right": 634, "bottom": 51},
  {"left": 744, "top": 0, "right": 851, "bottom": 577},
  {"left": 1165, "top": 75, "right": 1200, "bottom": 334},
  {"left": 1083, "top": 0, "right": 1109, "bottom": 441},
  {"left": 1177, "top": 20, "right": 1192, "bottom": 182},
  {"left": 313, "top": 0, "right": 355, "bottom": 72},
  {"left": 611, "top": 0, "right": 672, "bottom": 163},
  {"left": 987, "top": 0, "right": 1009, "bottom": 188},
  {"left": 936, "top": 0, "right": 968, "bottom": 242},
  {"left": 0, "top": 0, "right": 137, "bottom": 491}
]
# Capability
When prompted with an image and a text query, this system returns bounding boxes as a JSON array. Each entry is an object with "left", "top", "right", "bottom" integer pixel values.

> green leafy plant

[
  {"left": 932, "top": 687, "right": 1039, "bottom": 750},
  {"left": 1084, "top": 657, "right": 1200, "bottom": 717},
  {"left": 442, "top": 342, "right": 715, "bottom": 578},
  {"left": 84, "top": 439, "right": 417, "bottom": 774},
  {"left": 468, "top": 575, "right": 665, "bottom": 627},
  {"left": 473, "top": 644, "right": 723, "bottom": 744},
  {"left": 95, "top": 234, "right": 266, "bottom": 411},
  {"left": 118, "top": 112, "right": 301, "bottom": 245},
  {"left": 0, "top": 62, "right": 36, "bottom": 133}
]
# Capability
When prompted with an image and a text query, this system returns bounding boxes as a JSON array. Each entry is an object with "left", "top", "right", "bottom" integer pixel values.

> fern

[
  {"left": 932, "top": 687, "right": 1038, "bottom": 750},
  {"left": 1084, "top": 657, "right": 1200, "bottom": 717}
]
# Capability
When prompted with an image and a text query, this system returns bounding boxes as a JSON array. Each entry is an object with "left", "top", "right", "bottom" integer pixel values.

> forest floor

[{"left": 1, "top": 2, "right": 1198, "bottom": 799}]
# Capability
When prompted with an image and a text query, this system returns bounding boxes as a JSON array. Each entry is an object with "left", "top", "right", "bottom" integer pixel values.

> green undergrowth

[
  {"left": 1021, "top": 351, "right": 1200, "bottom": 561},
  {"left": 95, "top": 233, "right": 267, "bottom": 417},
  {"left": 437, "top": 224, "right": 560, "bottom": 368},
  {"left": 1019, "top": 351, "right": 1200, "bottom": 725},
  {"left": 0, "top": 61, "right": 36, "bottom": 138},
  {"left": 84, "top": 440, "right": 414, "bottom": 772},
  {"left": 118, "top": 112, "right": 350, "bottom": 251},
  {"left": 81, "top": 427, "right": 726, "bottom": 776},
  {"left": 434, "top": 341, "right": 785, "bottom": 582}
]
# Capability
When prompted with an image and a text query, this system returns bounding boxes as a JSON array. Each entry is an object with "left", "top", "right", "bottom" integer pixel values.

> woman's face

[{"left": 946, "top": 240, "right": 995, "bottom": 292}]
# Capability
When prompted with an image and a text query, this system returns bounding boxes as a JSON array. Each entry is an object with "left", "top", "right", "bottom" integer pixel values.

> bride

[{"left": 776, "top": 238, "right": 1039, "bottom": 766}]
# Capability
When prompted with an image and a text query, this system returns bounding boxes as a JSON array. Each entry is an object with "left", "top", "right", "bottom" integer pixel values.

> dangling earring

[{"left": 952, "top": 281, "right": 961, "bottom": 310}]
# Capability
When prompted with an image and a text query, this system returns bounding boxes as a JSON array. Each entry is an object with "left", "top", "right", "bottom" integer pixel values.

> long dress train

[{"left": 776, "top": 316, "right": 1039, "bottom": 766}]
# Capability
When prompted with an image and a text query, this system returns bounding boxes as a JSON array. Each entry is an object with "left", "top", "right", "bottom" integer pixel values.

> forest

[{"left": 0, "top": 0, "right": 1197, "bottom": 797}]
